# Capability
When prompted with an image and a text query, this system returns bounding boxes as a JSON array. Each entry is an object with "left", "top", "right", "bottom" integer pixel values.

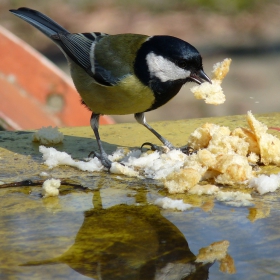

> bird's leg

[
  {"left": 89, "top": 113, "right": 112, "bottom": 169},
  {"left": 135, "top": 112, "right": 174, "bottom": 151},
  {"left": 135, "top": 113, "right": 196, "bottom": 155}
]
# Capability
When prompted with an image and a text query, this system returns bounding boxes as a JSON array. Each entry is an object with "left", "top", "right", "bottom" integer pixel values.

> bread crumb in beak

[{"left": 190, "top": 58, "right": 231, "bottom": 105}]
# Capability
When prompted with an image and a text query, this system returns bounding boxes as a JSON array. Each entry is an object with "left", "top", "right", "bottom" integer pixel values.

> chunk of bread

[{"left": 190, "top": 58, "right": 231, "bottom": 105}]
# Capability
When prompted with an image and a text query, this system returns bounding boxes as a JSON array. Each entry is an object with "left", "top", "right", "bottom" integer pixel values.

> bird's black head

[{"left": 134, "top": 35, "right": 211, "bottom": 111}]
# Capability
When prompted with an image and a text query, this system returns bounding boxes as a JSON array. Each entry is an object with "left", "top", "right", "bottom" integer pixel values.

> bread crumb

[
  {"left": 33, "top": 126, "right": 64, "bottom": 145},
  {"left": 42, "top": 178, "right": 61, "bottom": 198},
  {"left": 247, "top": 153, "right": 259, "bottom": 164},
  {"left": 212, "top": 59, "right": 232, "bottom": 81},
  {"left": 110, "top": 162, "right": 139, "bottom": 177},
  {"left": 214, "top": 154, "right": 253, "bottom": 185},
  {"left": 187, "top": 123, "right": 220, "bottom": 150},
  {"left": 248, "top": 173, "right": 280, "bottom": 194},
  {"left": 191, "top": 79, "right": 225, "bottom": 105},
  {"left": 247, "top": 111, "right": 280, "bottom": 165},
  {"left": 190, "top": 58, "right": 231, "bottom": 105},
  {"left": 163, "top": 168, "right": 203, "bottom": 194},
  {"left": 231, "top": 127, "right": 260, "bottom": 155},
  {"left": 39, "top": 146, "right": 103, "bottom": 171}
]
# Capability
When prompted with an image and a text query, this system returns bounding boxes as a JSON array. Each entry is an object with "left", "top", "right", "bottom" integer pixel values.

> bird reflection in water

[{"left": 23, "top": 188, "right": 213, "bottom": 279}]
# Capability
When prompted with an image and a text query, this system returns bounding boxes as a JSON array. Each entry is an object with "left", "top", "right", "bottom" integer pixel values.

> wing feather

[{"left": 53, "top": 32, "right": 116, "bottom": 86}]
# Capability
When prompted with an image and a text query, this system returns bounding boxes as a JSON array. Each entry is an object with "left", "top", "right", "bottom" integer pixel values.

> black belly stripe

[{"left": 146, "top": 79, "right": 184, "bottom": 112}]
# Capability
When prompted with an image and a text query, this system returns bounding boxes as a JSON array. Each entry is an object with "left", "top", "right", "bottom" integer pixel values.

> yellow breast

[{"left": 70, "top": 64, "right": 155, "bottom": 115}]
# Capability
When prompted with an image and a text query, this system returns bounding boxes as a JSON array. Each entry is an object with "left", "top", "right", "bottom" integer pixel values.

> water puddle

[{"left": 0, "top": 176, "right": 279, "bottom": 279}]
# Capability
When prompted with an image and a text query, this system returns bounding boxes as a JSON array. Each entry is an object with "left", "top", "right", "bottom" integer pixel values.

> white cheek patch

[{"left": 146, "top": 52, "right": 190, "bottom": 82}]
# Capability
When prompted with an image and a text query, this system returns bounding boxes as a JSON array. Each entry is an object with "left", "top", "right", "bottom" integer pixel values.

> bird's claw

[
  {"left": 141, "top": 142, "right": 196, "bottom": 156},
  {"left": 180, "top": 145, "right": 197, "bottom": 155},
  {"left": 141, "top": 142, "right": 171, "bottom": 153},
  {"left": 88, "top": 151, "right": 112, "bottom": 169},
  {"left": 88, "top": 151, "right": 98, "bottom": 158}
]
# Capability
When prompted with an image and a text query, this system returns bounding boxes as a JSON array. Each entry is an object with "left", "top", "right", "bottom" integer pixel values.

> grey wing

[{"left": 54, "top": 32, "right": 118, "bottom": 86}]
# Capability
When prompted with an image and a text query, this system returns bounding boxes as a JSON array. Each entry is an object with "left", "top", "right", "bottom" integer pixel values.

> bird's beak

[{"left": 190, "top": 70, "right": 212, "bottom": 85}]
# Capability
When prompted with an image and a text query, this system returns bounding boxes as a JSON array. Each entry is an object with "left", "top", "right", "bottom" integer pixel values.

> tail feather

[{"left": 9, "top": 7, "right": 69, "bottom": 37}]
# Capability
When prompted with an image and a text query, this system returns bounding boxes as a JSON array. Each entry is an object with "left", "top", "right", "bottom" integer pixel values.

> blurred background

[{"left": 1, "top": 0, "right": 280, "bottom": 126}]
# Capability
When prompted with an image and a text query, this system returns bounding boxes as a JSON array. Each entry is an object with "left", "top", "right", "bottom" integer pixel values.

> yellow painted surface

[{"left": 1, "top": 112, "right": 280, "bottom": 184}]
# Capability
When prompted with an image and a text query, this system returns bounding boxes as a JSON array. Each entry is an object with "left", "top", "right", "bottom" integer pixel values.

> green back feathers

[{"left": 95, "top": 34, "right": 149, "bottom": 80}]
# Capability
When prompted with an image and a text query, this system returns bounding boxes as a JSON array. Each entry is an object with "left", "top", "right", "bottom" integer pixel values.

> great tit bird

[{"left": 10, "top": 7, "right": 211, "bottom": 169}]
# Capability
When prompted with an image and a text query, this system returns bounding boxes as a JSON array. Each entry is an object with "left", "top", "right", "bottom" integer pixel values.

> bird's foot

[
  {"left": 88, "top": 151, "right": 112, "bottom": 169},
  {"left": 141, "top": 142, "right": 171, "bottom": 153},
  {"left": 141, "top": 142, "right": 196, "bottom": 156},
  {"left": 180, "top": 145, "right": 197, "bottom": 155}
]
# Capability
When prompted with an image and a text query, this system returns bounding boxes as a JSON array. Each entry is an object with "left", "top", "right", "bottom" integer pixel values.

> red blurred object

[
  {"left": 0, "top": 26, "right": 114, "bottom": 130},
  {"left": 269, "top": 127, "right": 280, "bottom": 132}
]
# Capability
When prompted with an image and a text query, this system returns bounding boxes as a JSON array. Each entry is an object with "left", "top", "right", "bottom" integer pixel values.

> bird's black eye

[{"left": 177, "top": 59, "right": 188, "bottom": 68}]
